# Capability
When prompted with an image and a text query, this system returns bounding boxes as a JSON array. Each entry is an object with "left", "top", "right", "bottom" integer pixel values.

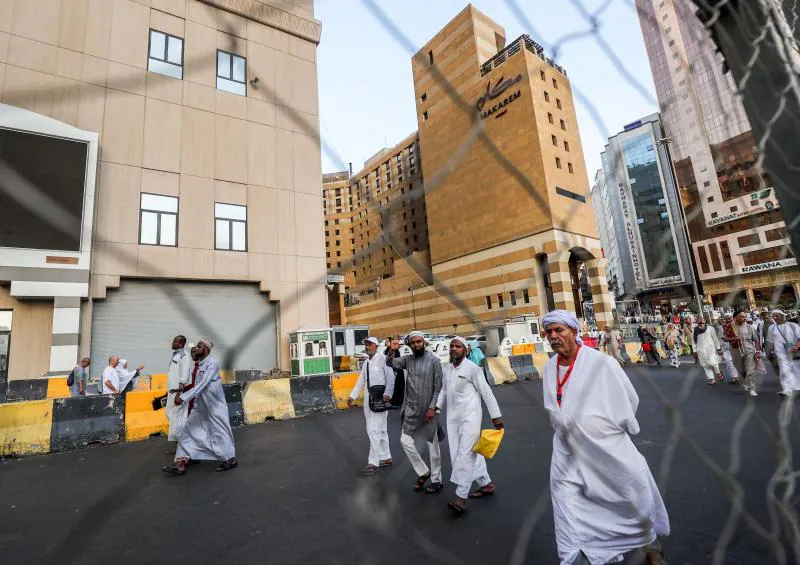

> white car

[{"left": 427, "top": 340, "right": 452, "bottom": 362}]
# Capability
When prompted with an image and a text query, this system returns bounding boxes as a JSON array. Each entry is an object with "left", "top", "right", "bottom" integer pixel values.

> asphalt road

[{"left": 1, "top": 359, "right": 798, "bottom": 565}]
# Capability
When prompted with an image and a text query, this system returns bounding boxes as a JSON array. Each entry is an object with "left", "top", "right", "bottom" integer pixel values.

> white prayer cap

[
  {"left": 407, "top": 330, "right": 425, "bottom": 340},
  {"left": 363, "top": 336, "right": 380, "bottom": 346},
  {"left": 196, "top": 336, "right": 214, "bottom": 349},
  {"left": 119, "top": 359, "right": 128, "bottom": 367},
  {"left": 772, "top": 309, "right": 787, "bottom": 317},
  {"left": 449, "top": 336, "right": 469, "bottom": 350},
  {"left": 542, "top": 310, "right": 584, "bottom": 345}
]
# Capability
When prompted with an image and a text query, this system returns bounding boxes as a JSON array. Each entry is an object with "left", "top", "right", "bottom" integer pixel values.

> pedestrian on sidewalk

[
  {"left": 640, "top": 327, "right": 661, "bottom": 367},
  {"left": 758, "top": 311, "right": 779, "bottom": 379},
  {"left": 717, "top": 314, "right": 740, "bottom": 384},
  {"left": 767, "top": 309, "right": 800, "bottom": 398},
  {"left": 348, "top": 337, "right": 395, "bottom": 475},
  {"left": 692, "top": 318, "right": 723, "bottom": 385},
  {"left": 601, "top": 326, "right": 625, "bottom": 368},
  {"left": 167, "top": 335, "right": 191, "bottom": 441},
  {"left": 664, "top": 323, "right": 682, "bottom": 368},
  {"left": 68, "top": 358, "right": 90, "bottom": 397},
  {"left": 542, "top": 310, "right": 669, "bottom": 565},
  {"left": 116, "top": 359, "right": 145, "bottom": 393},
  {"left": 385, "top": 335, "right": 405, "bottom": 408},
  {"left": 437, "top": 337, "right": 503, "bottom": 515},
  {"left": 101, "top": 356, "right": 120, "bottom": 394},
  {"left": 386, "top": 331, "right": 444, "bottom": 493},
  {"left": 726, "top": 309, "right": 762, "bottom": 397},
  {"left": 163, "top": 337, "right": 237, "bottom": 475}
]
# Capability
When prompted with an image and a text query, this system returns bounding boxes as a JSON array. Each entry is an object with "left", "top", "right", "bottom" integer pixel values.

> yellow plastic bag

[{"left": 473, "top": 428, "right": 505, "bottom": 459}]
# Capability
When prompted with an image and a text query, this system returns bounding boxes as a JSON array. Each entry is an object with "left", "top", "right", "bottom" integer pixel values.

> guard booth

[
  {"left": 290, "top": 327, "right": 333, "bottom": 377},
  {"left": 331, "top": 325, "right": 369, "bottom": 358}
]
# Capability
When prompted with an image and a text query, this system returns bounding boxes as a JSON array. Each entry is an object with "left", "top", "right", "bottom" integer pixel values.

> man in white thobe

[
  {"left": 692, "top": 318, "right": 723, "bottom": 385},
  {"left": 600, "top": 326, "right": 625, "bottom": 367},
  {"left": 102, "top": 356, "right": 120, "bottom": 394},
  {"left": 542, "top": 310, "right": 669, "bottom": 565},
  {"left": 167, "top": 335, "right": 191, "bottom": 441},
  {"left": 348, "top": 337, "right": 395, "bottom": 475},
  {"left": 437, "top": 337, "right": 503, "bottom": 515},
  {"left": 163, "top": 337, "right": 237, "bottom": 475},
  {"left": 716, "top": 315, "right": 740, "bottom": 383},
  {"left": 767, "top": 309, "right": 800, "bottom": 398}
]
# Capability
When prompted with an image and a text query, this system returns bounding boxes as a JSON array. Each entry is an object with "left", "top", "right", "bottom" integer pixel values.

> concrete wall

[{"left": 0, "top": 287, "right": 54, "bottom": 380}]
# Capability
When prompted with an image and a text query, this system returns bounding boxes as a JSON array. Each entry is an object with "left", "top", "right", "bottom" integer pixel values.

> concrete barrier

[
  {"left": 46, "top": 377, "right": 71, "bottom": 399},
  {"left": 487, "top": 357, "right": 517, "bottom": 385},
  {"left": 235, "top": 369, "right": 263, "bottom": 383},
  {"left": 150, "top": 373, "right": 168, "bottom": 390},
  {"left": 242, "top": 379, "right": 295, "bottom": 424},
  {"left": 511, "top": 343, "right": 535, "bottom": 356},
  {"left": 223, "top": 383, "right": 245, "bottom": 427},
  {"left": 6, "top": 379, "right": 49, "bottom": 402},
  {"left": 290, "top": 374, "right": 336, "bottom": 417},
  {"left": 125, "top": 390, "right": 169, "bottom": 442},
  {"left": 331, "top": 371, "right": 361, "bottom": 409},
  {"left": 50, "top": 395, "right": 125, "bottom": 452},
  {"left": 509, "top": 354, "right": 539, "bottom": 381},
  {"left": 0, "top": 399, "right": 53, "bottom": 456},
  {"left": 0, "top": 382, "right": 6, "bottom": 404},
  {"left": 624, "top": 342, "right": 643, "bottom": 363},
  {"left": 221, "top": 370, "right": 236, "bottom": 384},
  {"left": 532, "top": 352, "right": 552, "bottom": 377}
]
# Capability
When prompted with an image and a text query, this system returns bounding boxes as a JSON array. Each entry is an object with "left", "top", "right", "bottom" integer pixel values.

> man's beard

[{"left": 412, "top": 347, "right": 425, "bottom": 357}]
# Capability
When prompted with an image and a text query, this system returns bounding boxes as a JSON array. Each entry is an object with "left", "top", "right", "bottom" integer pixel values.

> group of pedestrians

[
  {"left": 67, "top": 356, "right": 145, "bottom": 397},
  {"left": 350, "top": 314, "right": 669, "bottom": 564}
]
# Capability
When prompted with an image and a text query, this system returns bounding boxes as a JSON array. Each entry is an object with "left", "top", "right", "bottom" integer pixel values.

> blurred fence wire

[{"left": 2, "top": 0, "right": 800, "bottom": 562}]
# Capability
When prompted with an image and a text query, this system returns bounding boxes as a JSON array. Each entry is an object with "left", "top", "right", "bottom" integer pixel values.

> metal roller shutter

[{"left": 90, "top": 280, "right": 277, "bottom": 379}]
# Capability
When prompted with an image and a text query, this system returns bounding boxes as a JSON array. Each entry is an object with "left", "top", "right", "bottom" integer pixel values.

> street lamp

[
  {"left": 656, "top": 136, "right": 706, "bottom": 319},
  {"left": 408, "top": 285, "right": 418, "bottom": 329}
]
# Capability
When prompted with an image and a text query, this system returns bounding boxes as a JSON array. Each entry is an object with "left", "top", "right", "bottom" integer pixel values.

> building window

[
  {"left": 556, "top": 98, "right": 562, "bottom": 109},
  {"left": 523, "top": 288, "right": 530, "bottom": 304},
  {"left": 551, "top": 135, "right": 558, "bottom": 146},
  {"left": 556, "top": 186, "right": 586, "bottom": 203},
  {"left": 215, "top": 203, "right": 247, "bottom": 251},
  {"left": 540, "top": 70, "right": 546, "bottom": 81},
  {"left": 564, "top": 140, "right": 570, "bottom": 152},
  {"left": 486, "top": 296, "right": 492, "bottom": 310},
  {"left": 697, "top": 246, "right": 710, "bottom": 274},
  {"left": 428, "top": 50, "right": 434, "bottom": 64},
  {"left": 737, "top": 233, "right": 760, "bottom": 247},
  {"left": 544, "top": 91, "right": 550, "bottom": 102},
  {"left": 568, "top": 162, "right": 574, "bottom": 174},
  {"left": 423, "top": 110, "right": 429, "bottom": 121},
  {"left": 765, "top": 228, "right": 785, "bottom": 242},
  {"left": 421, "top": 92, "right": 427, "bottom": 102},
  {"left": 140, "top": 193, "right": 178, "bottom": 246},
  {"left": 555, "top": 157, "right": 562, "bottom": 169},
  {"left": 560, "top": 119, "right": 566, "bottom": 130},
  {"left": 148, "top": 30, "right": 183, "bottom": 79},
  {"left": 216, "top": 50, "right": 246, "bottom": 96},
  {"left": 497, "top": 294, "right": 504, "bottom": 308},
  {"left": 510, "top": 290, "right": 517, "bottom": 306},
  {"left": 719, "top": 241, "right": 734, "bottom": 270},
  {"left": 548, "top": 112, "right": 554, "bottom": 124}
]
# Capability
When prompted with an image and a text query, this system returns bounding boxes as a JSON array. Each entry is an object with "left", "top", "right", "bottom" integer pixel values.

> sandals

[
  {"left": 729, "top": 379, "right": 740, "bottom": 385},
  {"left": 362, "top": 464, "right": 379, "bottom": 476},
  {"left": 379, "top": 459, "right": 393, "bottom": 467},
  {"left": 161, "top": 462, "right": 186, "bottom": 475},
  {"left": 706, "top": 379, "right": 716, "bottom": 385},
  {"left": 414, "top": 472, "right": 431, "bottom": 491},
  {"left": 447, "top": 499, "right": 467, "bottom": 515},
  {"left": 424, "top": 482, "right": 443, "bottom": 494},
  {"left": 469, "top": 484, "right": 496, "bottom": 498},
  {"left": 715, "top": 374, "right": 724, "bottom": 382},
  {"left": 216, "top": 458, "right": 238, "bottom": 472}
]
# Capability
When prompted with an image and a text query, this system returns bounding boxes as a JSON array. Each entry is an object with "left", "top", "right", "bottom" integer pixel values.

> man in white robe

[
  {"left": 166, "top": 335, "right": 191, "bottom": 441},
  {"left": 116, "top": 359, "right": 144, "bottom": 393},
  {"left": 102, "top": 356, "right": 120, "bottom": 394},
  {"left": 692, "top": 318, "right": 723, "bottom": 385},
  {"left": 163, "top": 337, "right": 237, "bottom": 475},
  {"left": 716, "top": 315, "right": 740, "bottom": 383},
  {"left": 767, "top": 309, "right": 800, "bottom": 398},
  {"left": 348, "top": 337, "right": 395, "bottom": 475},
  {"left": 436, "top": 337, "right": 503, "bottom": 515},
  {"left": 542, "top": 310, "right": 669, "bottom": 565}
]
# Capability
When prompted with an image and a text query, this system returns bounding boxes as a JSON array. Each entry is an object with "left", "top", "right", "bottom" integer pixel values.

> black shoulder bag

[
  {"left": 66, "top": 367, "right": 76, "bottom": 387},
  {"left": 366, "top": 360, "right": 391, "bottom": 412}
]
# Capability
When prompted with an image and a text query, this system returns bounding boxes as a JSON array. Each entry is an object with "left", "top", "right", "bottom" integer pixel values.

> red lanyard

[{"left": 556, "top": 347, "right": 580, "bottom": 407}]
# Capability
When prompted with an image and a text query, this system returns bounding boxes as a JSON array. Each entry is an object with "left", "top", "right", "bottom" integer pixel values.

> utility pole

[
  {"left": 656, "top": 136, "right": 706, "bottom": 319},
  {"left": 408, "top": 285, "right": 417, "bottom": 329},
  {"left": 695, "top": 2, "right": 800, "bottom": 253}
]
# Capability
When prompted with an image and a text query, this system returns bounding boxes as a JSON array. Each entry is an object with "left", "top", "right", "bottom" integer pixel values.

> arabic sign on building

[
  {"left": 739, "top": 257, "right": 797, "bottom": 274},
  {"left": 476, "top": 75, "right": 523, "bottom": 120},
  {"left": 618, "top": 182, "right": 644, "bottom": 290}
]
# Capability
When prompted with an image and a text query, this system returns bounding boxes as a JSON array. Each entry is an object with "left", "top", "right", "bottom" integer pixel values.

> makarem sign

[{"left": 476, "top": 75, "right": 523, "bottom": 120}]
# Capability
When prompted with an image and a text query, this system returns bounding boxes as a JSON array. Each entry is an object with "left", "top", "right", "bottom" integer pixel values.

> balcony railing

[{"left": 480, "top": 34, "right": 567, "bottom": 78}]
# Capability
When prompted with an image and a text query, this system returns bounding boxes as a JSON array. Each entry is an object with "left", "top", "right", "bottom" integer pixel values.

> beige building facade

[
  {"left": 0, "top": 0, "right": 325, "bottom": 381},
  {"left": 344, "top": 6, "right": 615, "bottom": 335}
]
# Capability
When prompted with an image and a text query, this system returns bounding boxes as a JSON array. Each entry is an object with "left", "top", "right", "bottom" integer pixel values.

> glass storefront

[
  {"left": 0, "top": 311, "right": 11, "bottom": 383},
  {"left": 622, "top": 132, "right": 682, "bottom": 282}
]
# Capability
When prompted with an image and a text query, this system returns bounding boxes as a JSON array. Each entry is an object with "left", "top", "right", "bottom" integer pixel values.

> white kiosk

[{"left": 290, "top": 327, "right": 333, "bottom": 377}]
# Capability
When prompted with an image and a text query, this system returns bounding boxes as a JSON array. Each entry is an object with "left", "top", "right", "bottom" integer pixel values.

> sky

[{"left": 314, "top": 0, "right": 661, "bottom": 182}]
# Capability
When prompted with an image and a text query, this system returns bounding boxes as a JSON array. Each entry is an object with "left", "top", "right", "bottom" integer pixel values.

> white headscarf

[
  {"left": 772, "top": 309, "right": 787, "bottom": 317},
  {"left": 542, "top": 310, "right": 584, "bottom": 345},
  {"left": 450, "top": 336, "right": 469, "bottom": 350}
]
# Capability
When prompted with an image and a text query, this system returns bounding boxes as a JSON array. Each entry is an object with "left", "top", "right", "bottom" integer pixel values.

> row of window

[
  {"left": 148, "top": 29, "right": 247, "bottom": 96},
  {"left": 486, "top": 289, "right": 531, "bottom": 310},
  {"left": 139, "top": 193, "right": 247, "bottom": 251}
]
